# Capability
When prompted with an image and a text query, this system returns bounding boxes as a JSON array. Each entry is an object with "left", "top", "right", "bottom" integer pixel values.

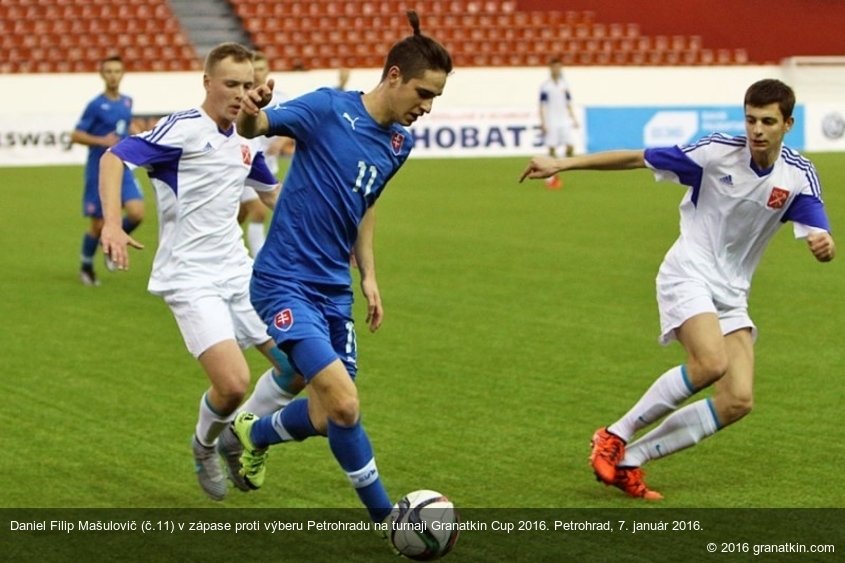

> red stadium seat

[{"left": 0, "top": 0, "right": 754, "bottom": 71}]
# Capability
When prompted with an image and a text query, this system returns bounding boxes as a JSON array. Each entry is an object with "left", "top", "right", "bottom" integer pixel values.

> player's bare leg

[{"left": 711, "top": 328, "right": 754, "bottom": 426}]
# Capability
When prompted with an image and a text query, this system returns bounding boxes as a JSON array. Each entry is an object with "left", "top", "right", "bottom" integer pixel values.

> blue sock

[
  {"left": 122, "top": 216, "right": 140, "bottom": 235},
  {"left": 81, "top": 233, "right": 98, "bottom": 269},
  {"left": 249, "top": 398, "right": 317, "bottom": 447},
  {"left": 328, "top": 419, "right": 392, "bottom": 523}
]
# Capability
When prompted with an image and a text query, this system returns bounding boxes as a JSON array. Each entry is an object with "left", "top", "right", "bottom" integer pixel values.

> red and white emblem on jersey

[
  {"left": 767, "top": 187, "right": 789, "bottom": 209},
  {"left": 273, "top": 308, "right": 294, "bottom": 332},
  {"left": 241, "top": 144, "right": 252, "bottom": 166},
  {"left": 390, "top": 132, "right": 404, "bottom": 155}
]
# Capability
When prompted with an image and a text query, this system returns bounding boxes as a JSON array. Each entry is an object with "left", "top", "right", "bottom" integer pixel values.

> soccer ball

[{"left": 389, "top": 490, "right": 460, "bottom": 560}]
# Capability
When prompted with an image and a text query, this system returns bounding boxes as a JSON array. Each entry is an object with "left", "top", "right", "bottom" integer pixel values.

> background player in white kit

[
  {"left": 538, "top": 57, "right": 579, "bottom": 189},
  {"left": 98, "top": 43, "right": 303, "bottom": 501},
  {"left": 520, "top": 79, "right": 835, "bottom": 499}
]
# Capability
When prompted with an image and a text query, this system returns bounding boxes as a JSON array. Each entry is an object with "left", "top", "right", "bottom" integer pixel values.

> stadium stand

[
  {"left": 0, "top": 0, "right": 750, "bottom": 72},
  {"left": 228, "top": 0, "right": 750, "bottom": 70},
  {"left": 0, "top": 0, "right": 200, "bottom": 73}
]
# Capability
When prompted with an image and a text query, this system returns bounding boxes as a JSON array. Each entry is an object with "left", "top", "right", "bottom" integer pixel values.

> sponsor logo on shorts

[
  {"left": 766, "top": 187, "right": 789, "bottom": 209},
  {"left": 273, "top": 308, "right": 294, "bottom": 331}
]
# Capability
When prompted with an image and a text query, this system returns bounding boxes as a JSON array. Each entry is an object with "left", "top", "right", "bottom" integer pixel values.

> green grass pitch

[{"left": 1, "top": 155, "right": 843, "bottom": 559}]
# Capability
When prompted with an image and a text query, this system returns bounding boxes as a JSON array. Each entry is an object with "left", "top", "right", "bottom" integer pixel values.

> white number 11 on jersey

[{"left": 354, "top": 161, "right": 378, "bottom": 196}]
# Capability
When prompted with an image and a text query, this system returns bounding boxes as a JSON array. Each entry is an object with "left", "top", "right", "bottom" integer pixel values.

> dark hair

[
  {"left": 100, "top": 55, "right": 123, "bottom": 70},
  {"left": 744, "top": 79, "right": 795, "bottom": 120},
  {"left": 381, "top": 10, "right": 453, "bottom": 81},
  {"left": 205, "top": 42, "right": 253, "bottom": 74},
  {"left": 252, "top": 51, "right": 267, "bottom": 63}
]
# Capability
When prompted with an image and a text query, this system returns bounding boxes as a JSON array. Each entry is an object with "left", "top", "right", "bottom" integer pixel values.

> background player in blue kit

[
  {"left": 520, "top": 79, "right": 835, "bottom": 500},
  {"left": 232, "top": 11, "right": 452, "bottom": 528},
  {"left": 72, "top": 55, "right": 144, "bottom": 286}
]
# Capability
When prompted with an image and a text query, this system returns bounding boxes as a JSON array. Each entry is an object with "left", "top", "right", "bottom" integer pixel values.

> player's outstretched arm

[
  {"left": 99, "top": 151, "right": 144, "bottom": 270},
  {"left": 71, "top": 129, "right": 120, "bottom": 148},
  {"left": 519, "top": 150, "right": 646, "bottom": 182},
  {"left": 806, "top": 231, "right": 836, "bottom": 262}
]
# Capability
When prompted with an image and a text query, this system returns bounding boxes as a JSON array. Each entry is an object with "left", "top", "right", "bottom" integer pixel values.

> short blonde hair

[{"left": 205, "top": 42, "right": 253, "bottom": 74}]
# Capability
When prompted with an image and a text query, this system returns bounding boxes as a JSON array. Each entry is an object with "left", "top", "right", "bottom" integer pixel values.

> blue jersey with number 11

[{"left": 255, "top": 88, "right": 413, "bottom": 288}]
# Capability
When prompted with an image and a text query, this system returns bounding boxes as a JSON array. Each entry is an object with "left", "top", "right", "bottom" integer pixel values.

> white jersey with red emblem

[
  {"left": 644, "top": 133, "right": 830, "bottom": 307},
  {"left": 109, "top": 107, "right": 277, "bottom": 294}
]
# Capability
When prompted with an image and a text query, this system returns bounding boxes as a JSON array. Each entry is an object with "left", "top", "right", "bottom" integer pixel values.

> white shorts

[
  {"left": 162, "top": 282, "right": 270, "bottom": 358},
  {"left": 544, "top": 122, "right": 576, "bottom": 149},
  {"left": 240, "top": 184, "right": 259, "bottom": 203},
  {"left": 656, "top": 277, "right": 757, "bottom": 346}
]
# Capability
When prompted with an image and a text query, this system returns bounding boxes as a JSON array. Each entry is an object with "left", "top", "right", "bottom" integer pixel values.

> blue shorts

[
  {"left": 83, "top": 168, "right": 143, "bottom": 218},
  {"left": 251, "top": 270, "right": 357, "bottom": 381}
]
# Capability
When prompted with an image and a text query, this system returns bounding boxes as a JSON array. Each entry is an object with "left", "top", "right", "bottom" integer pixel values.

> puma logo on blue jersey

[{"left": 342, "top": 112, "right": 360, "bottom": 130}]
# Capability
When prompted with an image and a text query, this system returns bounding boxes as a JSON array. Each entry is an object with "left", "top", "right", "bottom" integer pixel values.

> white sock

[
  {"left": 620, "top": 399, "right": 720, "bottom": 467},
  {"left": 240, "top": 368, "right": 295, "bottom": 416},
  {"left": 246, "top": 222, "right": 265, "bottom": 257},
  {"left": 195, "top": 392, "right": 234, "bottom": 447},
  {"left": 608, "top": 365, "right": 694, "bottom": 442}
]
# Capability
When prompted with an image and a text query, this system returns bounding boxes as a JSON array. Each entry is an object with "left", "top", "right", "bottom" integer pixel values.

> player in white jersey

[
  {"left": 538, "top": 57, "right": 579, "bottom": 189},
  {"left": 520, "top": 79, "right": 835, "bottom": 499},
  {"left": 238, "top": 51, "right": 293, "bottom": 257},
  {"left": 99, "top": 43, "right": 304, "bottom": 501}
]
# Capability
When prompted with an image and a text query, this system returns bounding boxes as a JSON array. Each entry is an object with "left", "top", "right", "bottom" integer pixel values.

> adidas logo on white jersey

[{"left": 719, "top": 175, "right": 733, "bottom": 186}]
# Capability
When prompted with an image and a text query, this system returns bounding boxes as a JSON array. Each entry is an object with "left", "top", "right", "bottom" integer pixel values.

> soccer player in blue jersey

[
  {"left": 231, "top": 11, "right": 452, "bottom": 529},
  {"left": 72, "top": 55, "right": 144, "bottom": 286},
  {"left": 100, "top": 43, "right": 304, "bottom": 501},
  {"left": 521, "top": 79, "right": 835, "bottom": 500}
]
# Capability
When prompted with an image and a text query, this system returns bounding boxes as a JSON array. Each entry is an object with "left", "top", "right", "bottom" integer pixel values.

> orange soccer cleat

[
  {"left": 590, "top": 427, "right": 625, "bottom": 484},
  {"left": 612, "top": 466, "right": 663, "bottom": 500}
]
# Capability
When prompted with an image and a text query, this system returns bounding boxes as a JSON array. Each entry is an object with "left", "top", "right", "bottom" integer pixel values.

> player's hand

[
  {"left": 361, "top": 277, "right": 384, "bottom": 332},
  {"left": 807, "top": 232, "right": 835, "bottom": 262},
  {"left": 243, "top": 78, "right": 276, "bottom": 115},
  {"left": 519, "top": 156, "right": 562, "bottom": 182},
  {"left": 101, "top": 132, "right": 121, "bottom": 147},
  {"left": 100, "top": 223, "right": 144, "bottom": 271}
]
